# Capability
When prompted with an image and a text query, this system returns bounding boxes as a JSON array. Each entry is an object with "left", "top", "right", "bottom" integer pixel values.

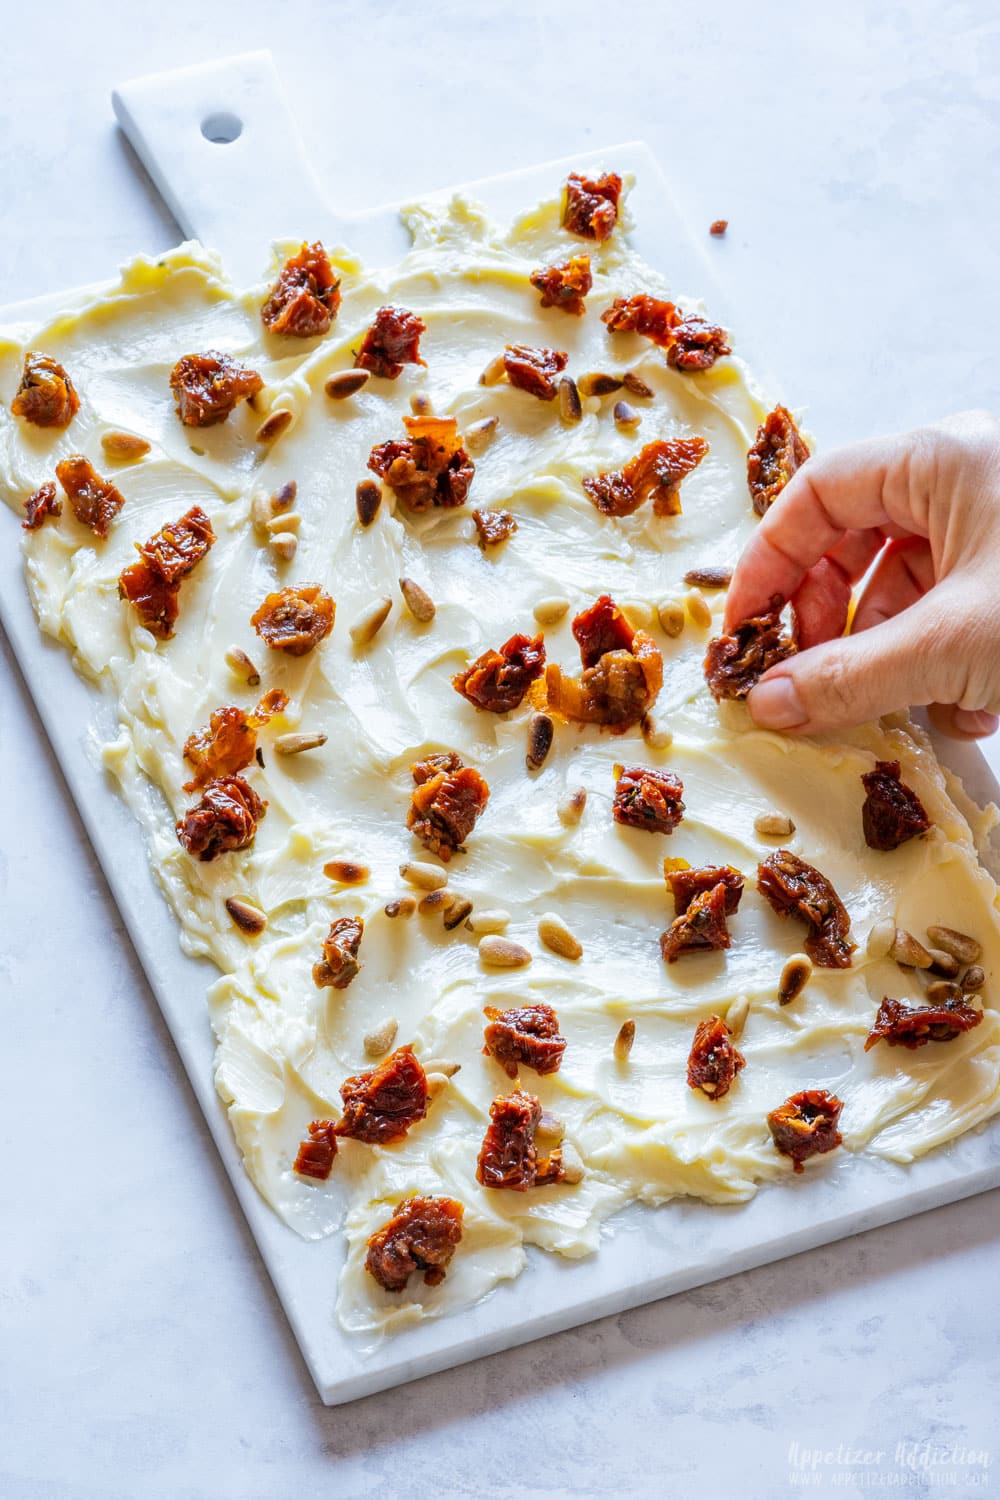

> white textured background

[{"left": 2, "top": 3, "right": 999, "bottom": 1496}]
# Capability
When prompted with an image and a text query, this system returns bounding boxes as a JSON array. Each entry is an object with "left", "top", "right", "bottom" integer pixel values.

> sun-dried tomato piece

[
  {"left": 118, "top": 505, "right": 216, "bottom": 639},
  {"left": 530, "top": 254, "right": 593, "bottom": 315},
  {"left": 562, "top": 171, "right": 623, "bottom": 241},
  {"left": 261, "top": 241, "right": 341, "bottom": 337},
  {"left": 613, "top": 765, "right": 685, "bottom": 834},
  {"left": 665, "top": 862, "right": 744, "bottom": 916},
  {"left": 665, "top": 314, "right": 731, "bottom": 372},
  {"left": 476, "top": 1088, "right": 563, "bottom": 1190},
  {"left": 118, "top": 560, "right": 180, "bottom": 639},
  {"left": 169, "top": 351, "right": 263, "bottom": 427},
  {"left": 546, "top": 594, "right": 663, "bottom": 732},
  {"left": 22, "top": 481, "right": 61, "bottom": 531},
  {"left": 573, "top": 594, "right": 635, "bottom": 666},
  {"left": 767, "top": 1089, "right": 844, "bottom": 1173},
  {"left": 138, "top": 505, "right": 216, "bottom": 584},
  {"left": 11, "top": 352, "right": 79, "bottom": 428},
  {"left": 757, "top": 850, "right": 855, "bottom": 968},
  {"left": 175, "top": 773, "right": 266, "bottom": 861},
  {"left": 365, "top": 1196, "right": 465, "bottom": 1292},
  {"left": 747, "top": 405, "right": 809, "bottom": 516},
  {"left": 603, "top": 297, "right": 729, "bottom": 371},
  {"left": 411, "top": 750, "right": 464, "bottom": 785},
  {"left": 687, "top": 1015, "right": 745, "bottom": 1098},
  {"left": 602, "top": 295, "right": 680, "bottom": 348},
  {"left": 313, "top": 915, "right": 365, "bottom": 990},
  {"left": 293, "top": 1119, "right": 338, "bottom": 1180},
  {"left": 55, "top": 455, "right": 124, "bottom": 538},
  {"left": 704, "top": 603, "right": 797, "bottom": 701},
  {"left": 368, "top": 416, "right": 474, "bottom": 512},
  {"left": 483, "top": 1003, "right": 566, "bottom": 1079},
  {"left": 354, "top": 305, "right": 426, "bottom": 379},
  {"left": 861, "top": 760, "right": 931, "bottom": 851},
  {"left": 864, "top": 994, "right": 982, "bottom": 1052},
  {"left": 660, "top": 880, "right": 733, "bottom": 962},
  {"left": 709, "top": 219, "right": 728, "bottom": 236},
  {"left": 251, "top": 584, "right": 335, "bottom": 656},
  {"left": 453, "top": 633, "right": 545, "bottom": 713},
  {"left": 472, "top": 508, "right": 517, "bottom": 547},
  {"left": 336, "top": 1045, "right": 428, "bottom": 1145},
  {"left": 407, "top": 754, "right": 490, "bottom": 861},
  {"left": 583, "top": 436, "right": 709, "bottom": 519},
  {"left": 183, "top": 689, "right": 288, "bottom": 790},
  {"left": 502, "top": 344, "right": 568, "bottom": 401}
]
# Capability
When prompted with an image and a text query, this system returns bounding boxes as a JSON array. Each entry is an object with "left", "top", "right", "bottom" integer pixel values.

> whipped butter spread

[{"left": 3, "top": 184, "right": 1000, "bottom": 1343}]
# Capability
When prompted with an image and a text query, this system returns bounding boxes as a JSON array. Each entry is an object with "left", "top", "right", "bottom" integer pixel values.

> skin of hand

[{"left": 724, "top": 409, "right": 1000, "bottom": 740}]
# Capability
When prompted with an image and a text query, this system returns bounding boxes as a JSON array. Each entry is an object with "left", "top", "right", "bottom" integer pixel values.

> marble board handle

[{"left": 112, "top": 51, "right": 341, "bottom": 283}]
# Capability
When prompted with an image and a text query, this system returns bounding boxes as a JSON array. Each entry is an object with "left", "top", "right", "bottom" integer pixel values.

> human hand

[{"left": 724, "top": 409, "right": 1000, "bottom": 739}]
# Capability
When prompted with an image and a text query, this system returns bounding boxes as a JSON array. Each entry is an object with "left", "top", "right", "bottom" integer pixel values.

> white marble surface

[{"left": 2, "top": 2, "right": 999, "bottom": 1494}]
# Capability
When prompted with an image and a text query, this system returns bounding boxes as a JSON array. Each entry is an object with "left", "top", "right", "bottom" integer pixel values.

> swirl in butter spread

[{"left": 3, "top": 186, "right": 1000, "bottom": 1344}]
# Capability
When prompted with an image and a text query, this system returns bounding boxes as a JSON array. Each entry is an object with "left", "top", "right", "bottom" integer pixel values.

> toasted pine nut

[
  {"left": 683, "top": 566, "right": 733, "bottom": 590},
  {"left": 224, "top": 897, "right": 267, "bottom": 935},
  {"left": 400, "top": 861, "right": 448, "bottom": 891},
  {"left": 325, "top": 369, "right": 371, "bottom": 400},
  {"left": 657, "top": 600, "right": 685, "bottom": 638},
  {"left": 726, "top": 994, "right": 750, "bottom": 1038},
  {"left": 558, "top": 787, "right": 587, "bottom": 826},
  {"left": 613, "top": 399, "right": 640, "bottom": 430},
  {"left": 538, "top": 912, "right": 582, "bottom": 960},
  {"left": 410, "top": 392, "right": 433, "bottom": 416},
  {"left": 479, "top": 353, "right": 507, "bottom": 386},
  {"left": 527, "top": 713, "right": 554, "bottom": 770},
  {"left": 962, "top": 964, "right": 986, "bottom": 992},
  {"left": 363, "top": 1017, "right": 398, "bottom": 1059},
  {"left": 465, "top": 415, "right": 499, "bottom": 453},
  {"left": 533, "top": 596, "right": 570, "bottom": 625},
  {"left": 225, "top": 646, "right": 261, "bottom": 686},
  {"left": 558, "top": 376, "right": 582, "bottom": 423},
  {"left": 927, "top": 948, "right": 961, "bottom": 979},
  {"left": 418, "top": 889, "right": 451, "bottom": 915},
  {"left": 426, "top": 1071, "right": 452, "bottom": 1099},
  {"left": 265, "top": 512, "right": 301, "bottom": 534},
  {"left": 465, "top": 908, "right": 510, "bottom": 934},
  {"left": 754, "top": 811, "right": 796, "bottom": 838},
  {"left": 925, "top": 979, "right": 962, "bottom": 1005},
  {"left": 356, "top": 479, "right": 381, "bottom": 527},
  {"left": 268, "top": 532, "right": 297, "bottom": 563},
  {"left": 614, "top": 1019, "right": 636, "bottom": 1061},
  {"left": 891, "top": 928, "right": 933, "bottom": 969},
  {"left": 274, "top": 731, "right": 327, "bottom": 756},
  {"left": 925, "top": 925, "right": 982, "bottom": 965},
  {"left": 255, "top": 409, "right": 294, "bottom": 444},
  {"left": 778, "top": 953, "right": 812, "bottom": 1005},
  {"left": 271, "top": 480, "right": 297, "bottom": 513},
  {"left": 100, "top": 431, "right": 150, "bottom": 461},
  {"left": 536, "top": 1110, "right": 565, "bottom": 1142},
  {"left": 422, "top": 1057, "right": 461, "bottom": 1077},
  {"left": 349, "top": 595, "right": 392, "bottom": 646},
  {"left": 642, "top": 720, "right": 673, "bottom": 751},
  {"left": 685, "top": 588, "right": 712, "bottom": 629},
  {"left": 479, "top": 935, "right": 531, "bottom": 968},
  {"left": 323, "top": 860, "right": 369, "bottom": 884},
  {"left": 384, "top": 895, "right": 417, "bottom": 919},
  {"left": 623, "top": 370, "right": 654, "bottom": 398},
  {"left": 578, "top": 372, "right": 623, "bottom": 398},
  {"left": 399, "top": 577, "right": 436, "bottom": 622},
  {"left": 443, "top": 896, "right": 473, "bottom": 931}
]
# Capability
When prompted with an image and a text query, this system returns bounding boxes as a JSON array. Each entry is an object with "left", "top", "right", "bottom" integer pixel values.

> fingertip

[
  {"left": 927, "top": 704, "right": 1000, "bottom": 740},
  {"left": 747, "top": 674, "right": 808, "bottom": 730}
]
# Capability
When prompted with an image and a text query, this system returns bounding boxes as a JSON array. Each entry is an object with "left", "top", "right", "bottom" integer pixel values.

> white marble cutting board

[{"left": 2, "top": 49, "right": 999, "bottom": 1406}]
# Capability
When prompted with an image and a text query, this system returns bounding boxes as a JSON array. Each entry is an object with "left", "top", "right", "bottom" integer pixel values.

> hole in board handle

[{"left": 201, "top": 111, "right": 243, "bottom": 145}]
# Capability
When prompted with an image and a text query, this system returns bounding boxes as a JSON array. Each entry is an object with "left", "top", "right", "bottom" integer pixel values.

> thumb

[{"left": 746, "top": 596, "right": 958, "bottom": 735}]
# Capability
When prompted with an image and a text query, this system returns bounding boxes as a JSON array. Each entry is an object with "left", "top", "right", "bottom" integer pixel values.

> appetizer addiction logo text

[{"left": 786, "top": 1439, "right": 991, "bottom": 1488}]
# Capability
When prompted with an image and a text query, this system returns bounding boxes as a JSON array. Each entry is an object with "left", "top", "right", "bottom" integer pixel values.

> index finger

[{"left": 724, "top": 431, "right": 918, "bottom": 629}]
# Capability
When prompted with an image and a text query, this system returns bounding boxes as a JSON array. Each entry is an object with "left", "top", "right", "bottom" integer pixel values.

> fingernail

[
  {"left": 952, "top": 709, "right": 1000, "bottom": 738},
  {"left": 748, "top": 675, "right": 807, "bottom": 729}
]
